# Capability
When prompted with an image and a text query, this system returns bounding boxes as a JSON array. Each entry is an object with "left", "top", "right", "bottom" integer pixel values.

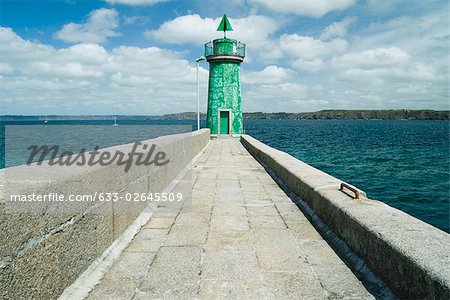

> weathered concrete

[
  {"left": 86, "top": 138, "right": 372, "bottom": 299},
  {"left": 0, "top": 129, "right": 210, "bottom": 300},
  {"left": 241, "top": 134, "right": 450, "bottom": 299}
]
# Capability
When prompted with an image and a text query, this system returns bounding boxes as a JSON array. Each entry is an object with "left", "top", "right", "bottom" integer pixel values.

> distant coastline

[
  {"left": 1, "top": 109, "right": 449, "bottom": 121},
  {"left": 161, "top": 110, "right": 450, "bottom": 120}
]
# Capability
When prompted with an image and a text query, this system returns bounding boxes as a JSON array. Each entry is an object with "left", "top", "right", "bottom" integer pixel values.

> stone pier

[{"left": 85, "top": 138, "right": 372, "bottom": 299}]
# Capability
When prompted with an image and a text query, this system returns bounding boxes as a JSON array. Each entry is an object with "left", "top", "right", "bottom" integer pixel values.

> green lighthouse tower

[{"left": 205, "top": 15, "right": 245, "bottom": 135}]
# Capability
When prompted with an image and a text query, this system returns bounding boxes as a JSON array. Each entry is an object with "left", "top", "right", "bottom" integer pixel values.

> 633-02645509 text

[{"left": 8, "top": 192, "right": 184, "bottom": 202}]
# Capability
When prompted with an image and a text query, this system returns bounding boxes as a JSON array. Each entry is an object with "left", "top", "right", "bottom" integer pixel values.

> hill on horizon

[
  {"left": 157, "top": 109, "right": 449, "bottom": 120},
  {"left": 1, "top": 109, "right": 449, "bottom": 120}
]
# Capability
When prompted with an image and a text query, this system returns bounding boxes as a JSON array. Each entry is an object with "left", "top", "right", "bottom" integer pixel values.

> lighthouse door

[{"left": 219, "top": 110, "right": 230, "bottom": 135}]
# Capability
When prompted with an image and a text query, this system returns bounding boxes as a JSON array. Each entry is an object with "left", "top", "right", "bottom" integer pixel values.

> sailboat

[
  {"left": 44, "top": 115, "right": 48, "bottom": 123},
  {"left": 112, "top": 116, "right": 119, "bottom": 126}
]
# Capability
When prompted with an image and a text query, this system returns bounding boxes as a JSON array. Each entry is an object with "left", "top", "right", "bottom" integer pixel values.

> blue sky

[{"left": 0, "top": 0, "right": 448, "bottom": 115}]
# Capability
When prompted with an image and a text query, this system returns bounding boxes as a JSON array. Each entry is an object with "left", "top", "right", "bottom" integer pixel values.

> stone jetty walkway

[{"left": 86, "top": 138, "right": 372, "bottom": 299}]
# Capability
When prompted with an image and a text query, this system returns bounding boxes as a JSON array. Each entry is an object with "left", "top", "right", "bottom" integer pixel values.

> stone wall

[
  {"left": 0, "top": 129, "right": 210, "bottom": 300},
  {"left": 241, "top": 134, "right": 450, "bottom": 299}
]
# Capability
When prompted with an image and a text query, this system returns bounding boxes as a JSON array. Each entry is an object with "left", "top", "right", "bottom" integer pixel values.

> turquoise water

[
  {"left": 245, "top": 120, "right": 450, "bottom": 233},
  {"left": 1, "top": 118, "right": 449, "bottom": 232}
]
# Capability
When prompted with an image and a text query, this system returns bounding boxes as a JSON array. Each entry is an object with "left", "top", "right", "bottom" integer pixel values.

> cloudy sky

[{"left": 0, "top": 0, "right": 448, "bottom": 115}]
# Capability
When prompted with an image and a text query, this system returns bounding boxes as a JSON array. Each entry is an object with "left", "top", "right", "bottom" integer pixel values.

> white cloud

[
  {"left": 366, "top": 0, "right": 407, "bottom": 13},
  {"left": 0, "top": 62, "right": 14, "bottom": 74},
  {"left": 146, "top": 14, "right": 216, "bottom": 44},
  {"left": 249, "top": 0, "right": 356, "bottom": 18},
  {"left": 242, "top": 65, "right": 294, "bottom": 84},
  {"left": 54, "top": 8, "right": 120, "bottom": 44},
  {"left": 0, "top": 27, "right": 209, "bottom": 115},
  {"left": 292, "top": 59, "right": 326, "bottom": 72},
  {"left": 328, "top": 47, "right": 445, "bottom": 107},
  {"left": 328, "top": 10, "right": 449, "bottom": 108},
  {"left": 280, "top": 34, "right": 348, "bottom": 60},
  {"left": 320, "top": 17, "right": 356, "bottom": 41},
  {"left": 243, "top": 82, "right": 313, "bottom": 112},
  {"left": 146, "top": 14, "right": 278, "bottom": 45},
  {"left": 105, "top": 0, "right": 167, "bottom": 5},
  {"left": 0, "top": 27, "right": 53, "bottom": 61},
  {"left": 332, "top": 47, "right": 410, "bottom": 69},
  {"left": 123, "top": 16, "right": 150, "bottom": 25}
]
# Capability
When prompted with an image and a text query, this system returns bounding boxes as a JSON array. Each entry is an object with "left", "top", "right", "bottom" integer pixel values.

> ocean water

[
  {"left": 1, "top": 118, "right": 448, "bottom": 232},
  {"left": 0, "top": 119, "right": 194, "bottom": 167},
  {"left": 244, "top": 119, "right": 450, "bottom": 233}
]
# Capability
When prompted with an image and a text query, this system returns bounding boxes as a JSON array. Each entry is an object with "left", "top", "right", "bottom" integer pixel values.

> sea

[{"left": 1, "top": 118, "right": 449, "bottom": 232}]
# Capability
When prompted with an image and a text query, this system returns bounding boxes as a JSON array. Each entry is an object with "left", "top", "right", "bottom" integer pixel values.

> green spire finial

[{"left": 217, "top": 14, "right": 233, "bottom": 38}]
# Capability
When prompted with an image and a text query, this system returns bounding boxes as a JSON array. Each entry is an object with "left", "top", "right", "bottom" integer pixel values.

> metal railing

[
  {"left": 204, "top": 40, "right": 246, "bottom": 57},
  {"left": 235, "top": 41, "right": 246, "bottom": 57},
  {"left": 205, "top": 41, "right": 214, "bottom": 56}
]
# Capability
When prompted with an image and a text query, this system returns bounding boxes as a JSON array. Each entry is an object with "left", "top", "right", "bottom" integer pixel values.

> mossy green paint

[{"left": 205, "top": 35, "right": 245, "bottom": 135}]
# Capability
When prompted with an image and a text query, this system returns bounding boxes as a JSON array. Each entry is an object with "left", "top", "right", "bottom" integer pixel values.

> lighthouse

[{"left": 204, "top": 15, "right": 245, "bottom": 135}]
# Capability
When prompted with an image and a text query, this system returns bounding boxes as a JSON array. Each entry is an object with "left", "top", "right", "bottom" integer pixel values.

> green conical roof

[{"left": 217, "top": 14, "right": 233, "bottom": 33}]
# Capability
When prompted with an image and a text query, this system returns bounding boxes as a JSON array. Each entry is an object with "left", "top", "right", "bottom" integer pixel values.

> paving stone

[
  {"left": 210, "top": 215, "right": 250, "bottom": 231},
  {"left": 256, "top": 248, "right": 308, "bottom": 272},
  {"left": 125, "top": 229, "right": 168, "bottom": 253},
  {"left": 263, "top": 185, "right": 285, "bottom": 196},
  {"left": 270, "top": 194, "right": 294, "bottom": 203},
  {"left": 199, "top": 279, "right": 268, "bottom": 299},
  {"left": 86, "top": 277, "right": 140, "bottom": 300},
  {"left": 300, "top": 240, "right": 374, "bottom": 299},
  {"left": 189, "top": 203, "right": 214, "bottom": 212},
  {"left": 150, "top": 211, "right": 179, "bottom": 218},
  {"left": 288, "top": 220, "right": 324, "bottom": 242},
  {"left": 202, "top": 251, "right": 262, "bottom": 281},
  {"left": 253, "top": 228, "right": 298, "bottom": 250},
  {"left": 105, "top": 251, "right": 156, "bottom": 279},
  {"left": 253, "top": 229, "right": 309, "bottom": 272},
  {"left": 313, "top": 265, "right": 374, "bottom": 299},
  {"left": 215, "top": 178, "right": 240, "bottom": 186},
  {"left": 164, "top": 224, "right": 208, "bottom": 246},
  {"left": 215, "top": 186, "right": 242, "bottom": 197},
  {"left": 174, "top": 211, "right": 210, "bottom": 225},
  {"left": 243, "top": 192, "right": 272, "bottom": 205},
  {"left": 192, "top": 189, "right": 215, "bottom": 199},
  {"left": 191, "top": 196, "right": 215, "bottom": 206},
  {"left": 215, "top": 194, "right": 246, "bottom": 206},
  {"left": 212, "top": 203, "right": 247, "bottom": 217},
  {"left": 263, "top": 272, "right": 329, "bottom": 299},
  {"left": 244, "top": 198, "right": 273, "bottom": 206},
  {"left": 143, "top": 217, "right": 175, "bottom": 229},
  {"left": 246, "top": 204, "right": 279, "bottom": 216},
  {"left": 137, "top": 246, "right": 202, "bottom": 298},
  {"left": 205, "top": 229, "right": 253, "bottom": 252},
  {"left": 275, "top": 202, "right": 308, "bottom": 221},
  {"left": 248, "top": 215, "right": 286, "bottom": 230},
  {"left": 240, "top": 183, "right": 265, "bottom": 192}
]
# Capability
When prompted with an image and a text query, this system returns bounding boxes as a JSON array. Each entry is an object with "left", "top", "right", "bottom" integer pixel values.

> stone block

[
  {"left": 125, "top": 228, "right": 168, "bottom": 253},
  {"left": 201, "top": 251, "right": 262, "bottom": 281},
  {"left": 210, "top": 215, "right": 250, "bottom": 231},
  {"left": 143, "top": 217, "right": 175, "bottom": 229},
  {"left": 164, "top": 224, "right": 208, "bottom": 246},
  {"left": 205, "top": 229, "right": 253, "bottom": 252},
  {"left": 138, "top": 246, "right": 201, "bottom": 298}
]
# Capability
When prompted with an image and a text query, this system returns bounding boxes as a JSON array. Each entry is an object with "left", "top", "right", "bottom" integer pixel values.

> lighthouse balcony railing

[{"left": 204, "top": 41, "right": 246, "bottom": 58}]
